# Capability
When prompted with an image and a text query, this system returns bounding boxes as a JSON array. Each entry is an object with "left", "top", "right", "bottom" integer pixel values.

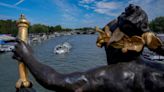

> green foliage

[
  {"left": 0, "top": 19, "right": 94, "bottom": 34},
  {"left": 48, "top": 25, "right": 65, "bottom": 33},
  {"left": 47, "top": 25, "right": 72, "bottom": 32},
  {"left": 54, "top": 25, "right": 62, "bottom": 31},
  {"left": 29, "top": 24, "right": 49, "bottom": 33},
  {"left": 48, "top": 26, "right": 55, "bottom": 33},
  {"left": 149, "top": 16, "right": 164, "bottom": 33},
  {"left": 63, "top": 28, "right": 72, "bottom": 32},
  {"left": 0, "top": 19, "right": 17, "bottom": 35},
  {"left": 0, "top": 20, "right": 65, "bottom": 34}
]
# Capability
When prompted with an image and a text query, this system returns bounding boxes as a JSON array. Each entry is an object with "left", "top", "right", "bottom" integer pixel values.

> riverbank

[{"left": 29, "top": 32, "right": 164, "bottom": 44}]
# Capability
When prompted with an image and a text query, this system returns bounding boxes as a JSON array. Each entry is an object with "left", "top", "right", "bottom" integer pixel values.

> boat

[
  {"left": 141, "top": 47, "right": 164, "bottom": 71},
  {"left": 142, "top": 47, "right": 164, "bottom": 61},
  {"left": 0, "top": 44, "right": 15, "bottom": 53},
  {"left": 0, "top": 34, "right": 16, "bottom": 53},
  {"left": 0, "top": 40, "right": 15, "bottom": 53},
  {"left": 54, "top": 42, "right": 72, "bottom": 54}
]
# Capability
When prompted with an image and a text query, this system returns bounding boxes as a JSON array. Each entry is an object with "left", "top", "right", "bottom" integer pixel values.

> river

[{"left": 0, "top": 35, "right": 107, "bottom": 92}]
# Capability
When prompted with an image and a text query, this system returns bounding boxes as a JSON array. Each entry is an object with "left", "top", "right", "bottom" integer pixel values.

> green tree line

[
  {"left": 149, "top": 16, "right": 164, "bottom": 33},
  {"left": 0, "top": 20, "right": 17, "bottom": 35},
  {"left": 0, "top": 16, "right": 164, "bottom": 35},
  {"left": 0, "top": 19, "right": 93, "bottom": 35},
  {"left": 0, "top": 20, "right": 71, "bottom": 35}
]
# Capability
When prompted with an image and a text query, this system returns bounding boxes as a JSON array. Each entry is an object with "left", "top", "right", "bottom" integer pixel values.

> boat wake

[{"left": 54, "top": 42, "right": 72, "bottom": 54}]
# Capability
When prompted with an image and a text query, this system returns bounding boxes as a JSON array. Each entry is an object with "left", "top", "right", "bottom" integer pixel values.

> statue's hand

[
  {"left": 96, "top": 26, "right": 111, "bottom": 48},
  {"left": 12, "top": 39, "right": 33, "bottom": 61}
]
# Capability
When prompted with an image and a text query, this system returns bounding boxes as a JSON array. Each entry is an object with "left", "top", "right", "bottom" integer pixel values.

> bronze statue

[
  {"left": 12, "top": 4, "right": 164, "bottom": 92},
  {"left": 96, "top": 4, "right": 164, "bottom": 65}
]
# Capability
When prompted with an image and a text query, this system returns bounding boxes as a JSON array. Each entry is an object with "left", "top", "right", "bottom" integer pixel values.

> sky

[{"left": 0, "top": 0, "right": 164, "bottom": 28}]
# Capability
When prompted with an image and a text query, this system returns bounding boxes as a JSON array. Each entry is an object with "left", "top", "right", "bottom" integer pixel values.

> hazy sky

[{"left": 0, "top": 0, "right": 164, "bottom": 28}]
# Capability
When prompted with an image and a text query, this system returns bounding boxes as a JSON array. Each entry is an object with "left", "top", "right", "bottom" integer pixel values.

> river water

[{"left": 0, "top": 35, "right": 107, "bottom": 92}]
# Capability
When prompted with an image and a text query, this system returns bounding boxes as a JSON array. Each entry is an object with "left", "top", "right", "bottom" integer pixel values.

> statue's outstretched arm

[
  {"left": 22, "top": 55, "right": 92, "bottom": 91},
  {"left": 12, "top": 40, "right": 105, "bottom": 92},
  {"left": 13, "top": 40, "right": 164, "bottom": 92}
]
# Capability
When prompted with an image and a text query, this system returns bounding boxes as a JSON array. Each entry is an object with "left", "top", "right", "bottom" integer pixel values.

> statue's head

[
  {"left": 124, "top": 4, "right": 140, "bottom": 16},
  {"left": 118, "top": 4, "right": 150, "bottom": 36}
]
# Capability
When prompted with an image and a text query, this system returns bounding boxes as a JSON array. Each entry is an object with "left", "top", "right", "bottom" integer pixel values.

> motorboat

[{"left": 54, "top": 42, "right": 72, "bottom": 54}]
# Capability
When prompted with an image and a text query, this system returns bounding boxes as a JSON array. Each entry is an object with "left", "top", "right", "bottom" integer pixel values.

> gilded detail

[
  {"left": 16, "top": 14, "right": 31, "bottom": 88},
  {"left": 110, "top": 35, "right": 145, "bottom": 53},
  {"left": 96, "top": 26, "right": 145, "bottom": 53},
  {"left": 142, "top": 32, "right": 162, "bottom": 49},
  {"left": 96, "top": 26, "right": 110, "bottom": 47},
  {"left": 96, "top": 26, "right": 163, "bottom": 53}
]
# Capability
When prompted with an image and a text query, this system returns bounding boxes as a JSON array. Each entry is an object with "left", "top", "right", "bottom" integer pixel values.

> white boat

[
  {"left": 142, "top": 47, "right": 164, "bottom": 61},
  {"left": 0, "top": 44, "right": 15, "bottom": 53},
  {"left": 0, "top": 34, "right": 15, "bottom": 41},
  {"left": 0, "top": 35, "right": 16, "bottom": 53},
  {"left": 54, "top": 42, "right": 72, "bottom": 54},
  {"left": 142, "top": 47, "right": 164, "bottom": 71}
]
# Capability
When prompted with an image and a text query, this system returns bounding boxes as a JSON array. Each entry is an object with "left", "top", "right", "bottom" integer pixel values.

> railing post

[{"left": 16, "top": 14, "right": 31, "bottom": 89}]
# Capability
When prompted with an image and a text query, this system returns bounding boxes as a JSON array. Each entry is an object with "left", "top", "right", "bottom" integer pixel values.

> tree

[
  {"left": 149, "top": 16, "right": 164, "bottom": 33},
  {"left": 54, "top": 25, "right": 62, "bottom": 31},
  {"left": 29, "top": 24, "right": 49, "bottom": 33},
  {"left": 0, "top": 19, "right": 17, "bottom": 35}
]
